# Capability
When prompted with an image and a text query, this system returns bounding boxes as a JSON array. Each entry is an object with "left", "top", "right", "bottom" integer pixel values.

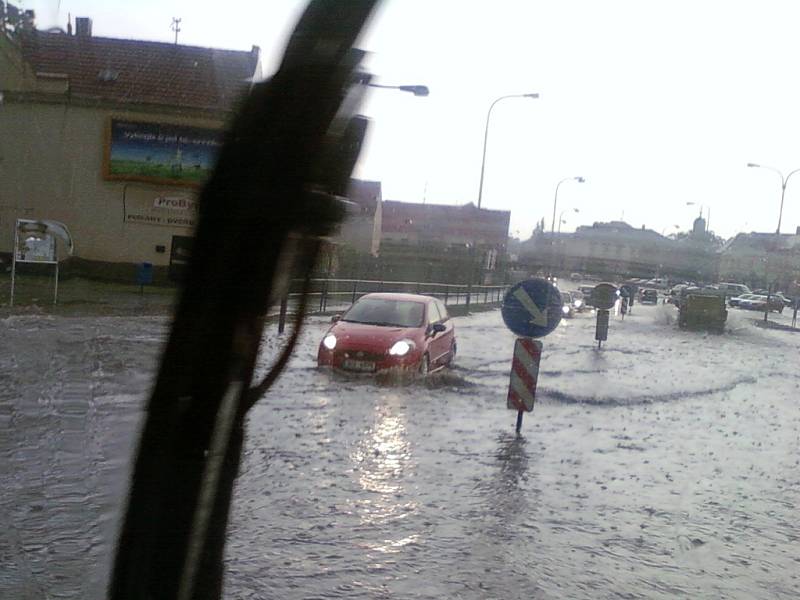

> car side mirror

[
  {"left": 431, "top": 322, "right": 446, "bottom": 334},
  {"left": 331, "top": 314, "right": 341, "bottom": 323}
]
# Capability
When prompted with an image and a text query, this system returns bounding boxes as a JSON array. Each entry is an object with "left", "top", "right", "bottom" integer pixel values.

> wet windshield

[
  {"left": 342, "top": 298, "right": 425, "bottom": 327},
  {"left": 3, "top": 1, "right": 800, "bottom": 599}
]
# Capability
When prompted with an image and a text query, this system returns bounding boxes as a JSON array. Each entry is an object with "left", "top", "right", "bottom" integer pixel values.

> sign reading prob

[{"left": 501, "top": 279, "right": 563, "bottom": 338}]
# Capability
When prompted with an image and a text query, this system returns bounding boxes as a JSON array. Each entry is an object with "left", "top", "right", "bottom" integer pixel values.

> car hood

[{"left": 328, "top": 322, "right": 423, "bottom": 352}]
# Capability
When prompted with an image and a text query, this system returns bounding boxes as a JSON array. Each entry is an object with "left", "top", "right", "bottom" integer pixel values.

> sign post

[
  {"left": 595, "top": 309, "right": 609, "bottom": 348},
  {"left": 10, "top": 219, "right": 73, "bottom": 307},
  {"left": 591, "top": 283, "right": 617, "bottom": 348},
  {"left": 500, "top": 278, "right": 562, "bottom": 433}
]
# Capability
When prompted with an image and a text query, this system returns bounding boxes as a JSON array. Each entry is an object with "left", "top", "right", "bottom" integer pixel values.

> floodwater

[{"left": 1, "top": 303, "right": 799, "bottom": 599}]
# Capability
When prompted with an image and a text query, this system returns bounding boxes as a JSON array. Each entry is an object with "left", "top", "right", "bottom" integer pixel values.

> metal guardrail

[{"left": 276, "top": 277, "right": 509, "bottom": 332}]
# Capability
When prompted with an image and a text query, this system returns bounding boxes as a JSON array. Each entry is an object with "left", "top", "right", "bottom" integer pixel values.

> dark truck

[{"left": 677, "top": 287, "right": 727, "bottom": 332}]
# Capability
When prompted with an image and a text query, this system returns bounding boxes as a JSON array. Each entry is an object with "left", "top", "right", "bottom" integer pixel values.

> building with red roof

[{"left": 0, "top": 7, "right": 260, "bottom": 280}]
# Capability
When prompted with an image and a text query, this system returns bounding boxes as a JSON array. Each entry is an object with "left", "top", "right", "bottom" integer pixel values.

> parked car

[
  {"left": 773, "top": 292, "right": 793, "bottom": 307},
  {"left": 667, "top": 284, "right": 687, "bottom": 305},
  {"left": 739, "top": 295, "right": 768, "bottom": 311},
  {"left": 728, "top": 293, "right": 756, "bottom": 308},
  {"left": 639, "top": 288, "right": 659, "bottom": 304},
  {"left": 644, "top": 278, "right": 669, "bottom": 289},
  {"left": 739, "top": 294, "right": 784, "bottom": 313},
  {"left": 570, "top": 272, "right": 583, "bottom": 282},
  {"left": 717, "top": 282, "right": 752, "bottom": 298},
  {"left": 317, "top": 293, "right": 456, "bottom": 375}
]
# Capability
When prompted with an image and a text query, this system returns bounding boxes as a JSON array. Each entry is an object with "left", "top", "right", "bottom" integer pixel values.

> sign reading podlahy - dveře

[{"left": 124, "top": 189, "right": 197, "bottom": 228}]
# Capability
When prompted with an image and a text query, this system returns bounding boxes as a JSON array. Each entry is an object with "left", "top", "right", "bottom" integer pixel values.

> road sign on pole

[
  {"left": 595, "top": 308, "right": 609, "bottom": 347},
  {"left": 501, "top": 278, "right": 563, "bottom": 338},
  {"left": 591, "top": 283, "right": 617, "bottom": 311}
]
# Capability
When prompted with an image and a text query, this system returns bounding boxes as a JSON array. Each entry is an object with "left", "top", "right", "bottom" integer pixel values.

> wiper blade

[{"left": 108, "top": 2, "right": 380, "bottom": 599}]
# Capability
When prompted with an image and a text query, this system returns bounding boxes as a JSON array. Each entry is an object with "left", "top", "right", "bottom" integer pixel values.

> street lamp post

[
  {"left": 746, "top": 162, "right": 800, "bottom": 322},
  {"left": 466, "top": 92, "right": 538, "bottom": 310},
  {"left": 551, "top": 177, "right": 585, "bottom": 234},
  {"left": 746, "top": 163, "right": 800, "bottom": 234},
  {"left": 548, "top": 177, "right": 584, "bottom": 278},
  {"left": 477, "top": 93, "right": 540, "bottom": 209}
]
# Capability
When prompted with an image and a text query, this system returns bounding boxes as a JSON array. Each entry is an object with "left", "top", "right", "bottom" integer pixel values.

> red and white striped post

[{"left": 507, "top": 338, "right": 543, "bottom": 433}]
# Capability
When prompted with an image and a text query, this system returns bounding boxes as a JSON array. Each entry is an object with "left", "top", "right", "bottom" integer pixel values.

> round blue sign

[{"left": 501, "top": 278, "right": 563, "bottom": 338}]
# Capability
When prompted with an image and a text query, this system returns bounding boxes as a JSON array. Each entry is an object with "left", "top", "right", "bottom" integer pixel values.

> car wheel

[{"left": 418, "top": 353, "right": 430, "bottom": 376}]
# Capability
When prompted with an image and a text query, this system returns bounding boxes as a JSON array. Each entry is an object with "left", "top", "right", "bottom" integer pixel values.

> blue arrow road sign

[{"left": 501, "top": 278, "right": 563, "bottom": 338}]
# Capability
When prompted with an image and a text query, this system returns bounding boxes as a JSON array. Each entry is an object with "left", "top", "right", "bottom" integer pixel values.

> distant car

[
  {"left": 639, "top": 288, "right": 658, "bottom": 304},
  {"left": 570, "top": 272, "right": 583, "bottom": 281},
  {"left": 739, "top": 295, "right": 768, "bottom": 311},
  {"left": 717, "top": 282, "right": 751, "bottom": 298},
  {"left": 739, "top": 295, "right": 784, "bottom": 313},
  {"left": 569, "top": 290, "right": 587, "bottom": 312},
  {"left": 773, "top": 292, "right": 793, "bottom": 307},
  {"left": 560, "top": 292, "right": 575, "bottom": 318},
  {"left": 729, "top": 293, "right": 756, "bottom": 308},
  {"left": 667, "top": 284, "right": 687, "bottom": 305},
  {"left": 317, "top": 293, "right": 456, "bottom": 375},
  {"left": 578, "top": 285, "right": 596, "bottom": 307},
  {"left": 645, "top": 278, "right": 669, "bottom": 289}
]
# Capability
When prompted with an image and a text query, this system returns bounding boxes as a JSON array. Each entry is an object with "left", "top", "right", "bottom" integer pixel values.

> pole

[
  {"left": 278, "top": 294, "right": 288, "bottom": 334},
  {"left": 551, "top": 180, "right": 564, "bottom": 235},
  {"left": 10, "top": 224, "right": 18, "bottom": 307},
  {"left": 54, "top": 262, "right": 59, "bottom": 305},
  {"left": 477, "top": 94, "right": 538, "bottom": 209},
  {"left": 515, "top": 410, "right": 524, "bottom": 434}
]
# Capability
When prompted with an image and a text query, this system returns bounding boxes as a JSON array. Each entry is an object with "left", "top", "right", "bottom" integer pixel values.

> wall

[{"left": 0, "top": 100, "right": 224, "bottom": 277}]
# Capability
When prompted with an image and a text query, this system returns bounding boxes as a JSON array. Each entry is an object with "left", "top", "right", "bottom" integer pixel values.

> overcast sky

[{"left": 27, "top": 0, "right": 800, "bottom": 240}]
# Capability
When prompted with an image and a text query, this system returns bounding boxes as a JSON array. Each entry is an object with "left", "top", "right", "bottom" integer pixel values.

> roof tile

[{"left": 18, "top": 30, "right": 259, "bottom": 112}]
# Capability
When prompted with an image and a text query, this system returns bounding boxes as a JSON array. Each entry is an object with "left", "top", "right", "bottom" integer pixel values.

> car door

[
  {"left": 422, "top": 300, "right": 446, "bottom": 367},
  {"left": 433, "top": 299, "right": 455, "bottom": 365}
]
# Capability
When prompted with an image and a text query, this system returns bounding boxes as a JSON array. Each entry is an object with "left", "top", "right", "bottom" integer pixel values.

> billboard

[{"left": 104, "top": 119, "right": 222, "bottom": 187}]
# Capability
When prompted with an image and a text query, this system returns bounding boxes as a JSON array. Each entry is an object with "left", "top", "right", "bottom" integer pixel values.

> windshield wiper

[{"left": 108, "top": 2, "right": 379, "bottom": 599}]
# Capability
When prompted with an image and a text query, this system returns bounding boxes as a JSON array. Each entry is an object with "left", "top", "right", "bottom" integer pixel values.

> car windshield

[{"left": 342, "top": 298, "right": 425, "bottom": 327}]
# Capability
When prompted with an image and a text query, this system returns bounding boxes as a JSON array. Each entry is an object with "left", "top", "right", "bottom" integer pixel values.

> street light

[
  {"left": 746, "top": 163, "right": 800, "bottom": 234},
  {"left": 477, "top": 93, "right": 540, "bottom": 209},
  {"left": 366, "top": 83, "right": 430, "bottom": 96},
  {"left": 558, "top": 207, "right": 579, "bottom": 234},
  {"left": 552, "top": 177, "right": 585, "bottom": 234},
  {"left": 746, "top": 162, "right": 800, "bottom": 322}
]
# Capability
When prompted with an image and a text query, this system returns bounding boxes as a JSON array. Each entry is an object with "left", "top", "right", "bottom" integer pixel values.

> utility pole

[{"left": 171, "top": 17, "right": 181, "bottom": 44}]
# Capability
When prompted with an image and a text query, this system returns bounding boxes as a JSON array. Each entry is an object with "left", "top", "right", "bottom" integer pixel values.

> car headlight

[
  {"left": 573, "top": 300, "right": 583, "bottom": 308},
  {"left": 322, "top": 334, "right": 337, "bottom": 350},
  {"left": 562, "top": 305, "right": 570, "bottom": 314},
  {"left": 389, "top": 340, "right": 413, "bottom": 356}
]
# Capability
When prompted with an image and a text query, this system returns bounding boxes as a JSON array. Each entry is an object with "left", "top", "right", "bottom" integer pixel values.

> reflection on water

[
  {"left": 495, "top": 432, "right": 530, "bottom": 488},
  {"left": 349, "top": 402, "right": 419, "bottom": 554}
]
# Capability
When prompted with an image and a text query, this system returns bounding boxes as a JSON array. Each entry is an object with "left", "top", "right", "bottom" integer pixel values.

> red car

[{"left": 317, "top": 293, "right": 456, "bottom": 375}]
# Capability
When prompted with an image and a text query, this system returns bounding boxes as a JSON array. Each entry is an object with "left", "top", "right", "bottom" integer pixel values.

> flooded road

[{"left": 2, "top": 305, "right": 799, "bottom": 598}]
